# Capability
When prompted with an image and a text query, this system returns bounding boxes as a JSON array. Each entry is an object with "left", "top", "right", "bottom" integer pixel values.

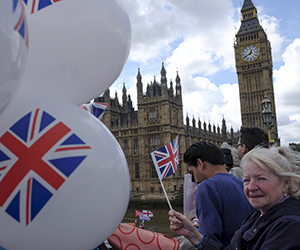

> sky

[{"left": 108, "top": 0, "right": 300, "bottom": 146}]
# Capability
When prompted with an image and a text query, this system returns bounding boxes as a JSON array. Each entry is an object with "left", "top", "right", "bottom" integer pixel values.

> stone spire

[
  {"left": 136, "top": 68, "right": 143, "bottom": 104},
  {"left": 175, "top": 71, "right": 181, "bottom": 97},
  {"left": 160, "top": 62, "right": 167, "bottom": 86},
  {"left": 122, "top": 82, "right": 128, "bottom": 111}
]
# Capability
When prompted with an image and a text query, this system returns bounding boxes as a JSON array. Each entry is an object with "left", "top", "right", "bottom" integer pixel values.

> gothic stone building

[
  {"left": 96, "top": 63, "right": 238, "bottom": 201},
  {"left": 95, "top": 0, "right": 279, "bottom": 200}
]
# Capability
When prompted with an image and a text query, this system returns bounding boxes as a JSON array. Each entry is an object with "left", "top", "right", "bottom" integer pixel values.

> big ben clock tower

[{"left": 234, "top": 0, "right": 278, "bottom": 141}]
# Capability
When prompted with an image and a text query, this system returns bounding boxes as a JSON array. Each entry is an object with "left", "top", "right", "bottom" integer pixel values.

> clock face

[{"left": 242, "top": 45, "right": 259, "bottom": 62}]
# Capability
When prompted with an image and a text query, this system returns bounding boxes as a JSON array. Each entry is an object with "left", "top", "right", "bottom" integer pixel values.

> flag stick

[
  {"left": 159, "top": 178, "right": 173, "bottom": 211},
  {"left": 150, "top": 135, "right": 179, "bottom": 212},
  {"left": 151, "top": 153, "right": 174, "bottom": 210}
]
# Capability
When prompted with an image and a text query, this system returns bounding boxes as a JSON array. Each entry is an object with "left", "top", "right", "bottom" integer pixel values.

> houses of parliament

[{"left": 96, "top": 0, "right": 278, "bottom": 201}]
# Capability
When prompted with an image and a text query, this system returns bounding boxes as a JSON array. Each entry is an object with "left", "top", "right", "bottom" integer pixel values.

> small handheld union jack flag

[
  {"left": 151, "top": 136, "right": 179, "bottom": 180},
  {"left": 80, "top": 102, "right": 108, "bottom": 120}
]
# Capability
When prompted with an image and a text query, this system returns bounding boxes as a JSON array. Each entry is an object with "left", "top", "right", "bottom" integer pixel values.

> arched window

[
  {"left": 150, "top": 135, "right": 160, "bottom": 151},
  {"left": 134, "top": 138, "right": 139, "bottom": 154},
  {"left": 135, "top": 163, "right": 140, "bottom": 178},
  {"left": 150, "top": 108, "right": 157, "bottom": 119},
  {"left": 124, "top": 139, "right": 128, "bottom": 156}
]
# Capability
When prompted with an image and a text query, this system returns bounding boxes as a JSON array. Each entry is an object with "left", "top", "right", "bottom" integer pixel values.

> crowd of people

[
  {"left": 170, "top": 126, "right": 300, "bottom": 250},
  {"left": 84, "top": 126, "right": 300, "bottom": 250}
]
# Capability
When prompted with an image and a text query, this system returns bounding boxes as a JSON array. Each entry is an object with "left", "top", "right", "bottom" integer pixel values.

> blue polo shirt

[{"left": 196, "top": 173, "right": 255, "bottom": 246}]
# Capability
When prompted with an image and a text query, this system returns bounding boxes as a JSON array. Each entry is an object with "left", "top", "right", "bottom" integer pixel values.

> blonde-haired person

[{"left": 169, "top": 146, "right": 300, "bottom": 250}]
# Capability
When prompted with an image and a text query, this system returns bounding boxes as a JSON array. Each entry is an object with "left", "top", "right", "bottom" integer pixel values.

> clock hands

[
  {"left": 246, "top": 49, "right": 253, "bottom": 57},
  {"left": 243, "top": 49, "right": 253, "bottom": 59},
  {"left": 242, "top": 46, "right": 258, "bottom": 61}
]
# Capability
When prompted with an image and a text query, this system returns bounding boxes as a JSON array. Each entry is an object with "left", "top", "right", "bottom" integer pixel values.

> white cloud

[
  {"left": 122, "top": 0, "right": 236, "bottom": 66},
  {"left": 110, "top": 0, "right": 300, "bottom": 146},
  {"left": 274, "top": 39, "right": 300, "bottom": 145},
  {"left": 181, "top": 79, "right": 240, "bottom": 131}
]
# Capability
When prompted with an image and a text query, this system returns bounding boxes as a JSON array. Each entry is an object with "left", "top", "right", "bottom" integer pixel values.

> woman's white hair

[{"left": 240, "top": 146, "right": 300, "bottom": 199}]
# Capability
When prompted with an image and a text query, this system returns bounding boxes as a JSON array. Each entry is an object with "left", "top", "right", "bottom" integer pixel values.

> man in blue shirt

[{"left": 184, "top": 141, "right": 254, "bottom": 247}]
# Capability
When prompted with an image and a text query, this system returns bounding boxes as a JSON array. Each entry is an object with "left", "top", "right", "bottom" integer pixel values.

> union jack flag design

[
  {"left": 80, "top": 102, "right": 108, "bottom": 120},
  {"left": 13, "top": 0, "right": 29, "bottom": 47},
  {"left": 23, "top": 0, "right": 62, "bottom": 14},
  {"left": 151, "top": 136, "right": 179, "bottom": 180},
  {"left": 0, "top": 108, "right": 91, "bottom": 226}
]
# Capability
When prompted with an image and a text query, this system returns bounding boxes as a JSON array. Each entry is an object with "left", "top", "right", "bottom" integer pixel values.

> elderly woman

[{"left": 169, "top": 146, "right": 300, "bottom": 250}]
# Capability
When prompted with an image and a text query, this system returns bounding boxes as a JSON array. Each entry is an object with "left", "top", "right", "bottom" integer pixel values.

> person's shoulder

[
  {"left": 267, "top": 213, "right": 300, "bottom": 234},
  {"left": 228, "top": 173, "right": 244, "bottom": 184},
  {"left": 198, "top": 178, "right": 215, "bottom": 187},
  {"left": 275, "top": 198, "right": 300, "bottom": 213},
  {"left": 215, "top": 172, "right": 243, "bottom": 185},
  {"left": 198, "top": 178, "right": 218, "bottom": 192},
  {"left": 200, "top": 174, "right": 225, "bottom": 186},
  {"left": 279, "top": 214, "right": 300, "bottom": 225},
  {"left": 199, "top": 173, "right": 242, "bottom": 189},
  {"left": 200, "top": 173, "right": 243, "bottom": 187},
  {"left": 264, "top": 198, "right": 300, "bottom": 225}
]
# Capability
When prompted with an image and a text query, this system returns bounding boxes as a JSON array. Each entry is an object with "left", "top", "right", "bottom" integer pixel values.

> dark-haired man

[
  {"left": 237, "top": 126, "right": 269, "bottom": 159},
  {"left": 184, "top": 141, "right": 254, "bottom": 247}
]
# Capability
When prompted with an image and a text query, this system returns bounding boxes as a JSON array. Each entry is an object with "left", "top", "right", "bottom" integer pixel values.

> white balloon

[
  {"left": 0, "top": 0, "right": 28, "bottom": 114},
  {"left": 0, "top": 95, "right": 130, "bottom": 250},
  {"left": 17, "top": 0, "right": 131, "bottom": 105}
]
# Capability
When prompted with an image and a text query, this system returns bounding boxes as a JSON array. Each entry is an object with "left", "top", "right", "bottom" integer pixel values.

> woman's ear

[{"left": 283, "top": 178, "right": 291, "bottom": 194}]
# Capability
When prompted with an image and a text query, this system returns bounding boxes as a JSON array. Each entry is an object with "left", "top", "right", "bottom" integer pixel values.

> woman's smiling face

[{"left": 243, "top": 160, "right": 289, "bottom": 214}]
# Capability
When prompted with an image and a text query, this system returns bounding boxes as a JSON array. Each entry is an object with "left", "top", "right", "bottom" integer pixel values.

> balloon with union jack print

[{"left": 0, "top": 94, "right": 130, "bottom": 250}]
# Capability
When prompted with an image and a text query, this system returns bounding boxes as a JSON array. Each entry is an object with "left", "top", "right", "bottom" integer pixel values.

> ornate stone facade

[
  {"left": 234, "top": 0, "right": 278, "bottom": 141},
  {"left": 96, "top": 63, "right": 238, "bottom": 201}
]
